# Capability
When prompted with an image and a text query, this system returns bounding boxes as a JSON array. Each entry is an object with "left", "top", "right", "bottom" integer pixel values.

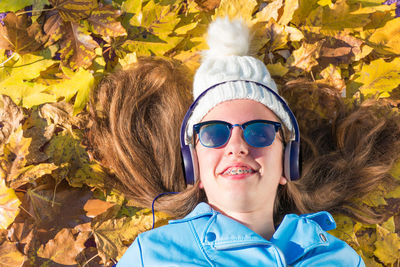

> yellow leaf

[
  {"left": 374, "top": 225, "right": 400, "bottom": 265},
  {"left": 354, "top": 58, "right": 400, "bottom": 98},
  {"left": 278, "top": 0, "right": 299, "bottom": 25},
  {"left": 285, "top": 26, "right": 304, "bottom": 42},
  {"left": 386, "top": 184, "right": 400, "bottom": 198},
  {"left": 329, "top": 214, "right": 357, "bottom": 245},
  {"left": 267, "top": 62, "right": 289, "bottom": 77},
  {"left": 368, "top": 17, "right": 400, "bottom": 55},
  {"left": 48, "top": 68, "right": 94, "bottom": 103},
  {"left": 381, "top": 217, "right": 395, "bottom": 233},
  {"left": 0, "top": 179, "right": 20, "bottom": 229},
  {"left": 92, "top": 207, "right": 172, "bottom": 261},
  {"left": 317, "top": 0, "right": 332, "bottom": 7},
  {"left": 350, "top": 3, "right": 394, "bottom": 14},
  {"left": 214, "top": 0, "right": 257, "bottom": 22},
  {"left": 117, "top": 52, "right": 138, "bottom": 70},
  {"left": 390, "top": 160, "right": 400, "bottom": 181},
  {"left": 255, "top": 0, "right": 283, "bottom": 23},
  {"left": 361, "top": 185, "right": 387, "bottom": 207}
]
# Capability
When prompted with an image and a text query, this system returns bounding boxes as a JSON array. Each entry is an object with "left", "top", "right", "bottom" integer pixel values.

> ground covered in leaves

[{"left": 0, "top": 0, "right": 400, "bottom": 266}]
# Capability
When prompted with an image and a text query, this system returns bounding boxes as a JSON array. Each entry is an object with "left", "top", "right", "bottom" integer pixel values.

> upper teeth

[{"left": 223, "top": 168, "right": 254, "bottom": 175}]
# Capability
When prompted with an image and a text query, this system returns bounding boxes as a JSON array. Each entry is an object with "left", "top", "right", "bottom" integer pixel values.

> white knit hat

[{"left": 185, "top": 17, "right": 295, "bottom": 144}]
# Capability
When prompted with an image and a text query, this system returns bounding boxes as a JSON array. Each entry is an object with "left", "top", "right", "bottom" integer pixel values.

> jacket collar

[{"left": 169, "top": 202, "right": 337, "bottom": 264}]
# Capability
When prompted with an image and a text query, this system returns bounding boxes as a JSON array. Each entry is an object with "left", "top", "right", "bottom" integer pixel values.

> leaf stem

[
  {"left": 0, "top": 52, "right": 16, "bottom": 67},
  {"left": 82, "top": 253, "right": 100, "bottom": 267},
  {"left": 16, "top": 8, "right": 55, "bottom": 16}
]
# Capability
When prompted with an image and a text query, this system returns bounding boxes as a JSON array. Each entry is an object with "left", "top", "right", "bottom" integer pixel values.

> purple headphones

[{"left": 180, "top": 80, "right": 301, "bottom": 185}]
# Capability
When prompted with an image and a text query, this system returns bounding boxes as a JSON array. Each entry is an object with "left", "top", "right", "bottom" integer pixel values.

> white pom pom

[{"left": 205, "top": 17, "right": 250, "bottom": 59}]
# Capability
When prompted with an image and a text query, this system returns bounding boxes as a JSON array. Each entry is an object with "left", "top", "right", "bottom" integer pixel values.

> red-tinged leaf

[
  {"left": 59, "top": 21, "right": 99, "bottom": 69},
  {"left": 43, "top": 11, "right": 64, "bottom": 46},
  {"left": 49, "top": 0, "right": 98, "bottom": 22},
  {"left": 88, "top": 6, "right": 127, "bottom": 40},
  {"left": 0, "top": 13, "right": 46, "bottom": 54}
]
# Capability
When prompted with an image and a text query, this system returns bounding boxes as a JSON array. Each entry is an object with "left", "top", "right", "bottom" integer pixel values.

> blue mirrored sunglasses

[{"left": 193, "top": 120, "right": 282, "bottom": 148}]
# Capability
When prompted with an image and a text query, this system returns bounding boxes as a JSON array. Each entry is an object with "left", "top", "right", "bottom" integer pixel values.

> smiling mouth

[{"left": 222, "top": 167, "right": 256, "bottom": 176}]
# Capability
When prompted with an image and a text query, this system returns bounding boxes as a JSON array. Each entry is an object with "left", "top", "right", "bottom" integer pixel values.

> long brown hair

[
  {"left": 275, "top": 80, "right": 400, "bottom": 224},
  {"left": 89, "top": 58, "right": 400, "bottom": 224},
  {"left": 89, "top": 57, "right": 205, "bottom": 217}
]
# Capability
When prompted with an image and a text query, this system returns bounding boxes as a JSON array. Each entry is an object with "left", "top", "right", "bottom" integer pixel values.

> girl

[{"left": 90, "top": 18, "right": 400, "bottom": 266}]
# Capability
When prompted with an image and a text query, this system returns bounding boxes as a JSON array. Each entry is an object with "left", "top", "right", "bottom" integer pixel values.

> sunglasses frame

[{"left": 193, "top": 119, "right": 282, "bottom": 148}]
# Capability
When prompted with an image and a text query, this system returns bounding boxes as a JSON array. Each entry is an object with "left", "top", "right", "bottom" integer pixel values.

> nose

[{"left": 224, "top": 126, "right": 249, "bottom": 156}]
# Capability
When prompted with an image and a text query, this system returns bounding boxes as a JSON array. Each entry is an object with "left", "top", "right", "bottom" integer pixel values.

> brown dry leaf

[
  {"left": 0, "top": 95, "right": 23, "bottom": 147},
  {"left": 59, "top": 21, "right": 99, "bottom": 70},
  {"left": 25, "top": 185, "right": 92, "bottom": 234},
  {"left": 195, "top": 0, "right": 221, "bottom": 11},
  {"left": 88, "top": 5, "right": 127, "bottom": 41},
  {"left": 39, "top": 101, "right": 86, "bottom": 130},
  {"left": 0, "top": 13, "right": 46, "bottom": 54},
  {"left": 37, "top": 228, "right": 90, "bottom": 265},
  {"left": 319, "top": 33, "right": 364, "bottom": 66},
  {"left": 43, "top": 11, "right": 64, "bottom": 46},
  {"left": 288, "top": 41, "right": 323, "bottom": 72},
  {"left": 0, "top": 240, "right": 25, "bottom": 266},
  {"left": 317, "top": 64, "right": 346, "bottom": 92},
  {"left": 265, "top": 20, "right": 289, "bottom": 52}
]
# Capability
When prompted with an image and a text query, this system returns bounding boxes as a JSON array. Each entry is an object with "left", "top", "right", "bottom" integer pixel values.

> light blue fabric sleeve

[{"left": 117, "top": 236, "right": 143, "bottom": 267}]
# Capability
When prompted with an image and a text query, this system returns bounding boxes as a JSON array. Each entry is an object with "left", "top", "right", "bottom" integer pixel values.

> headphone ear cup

[
  {"left": 284, "top": 141, "right": 300, "bottom": 181},
  {"left": 181, "top": 144, "right": 195, "bottom": 185}
]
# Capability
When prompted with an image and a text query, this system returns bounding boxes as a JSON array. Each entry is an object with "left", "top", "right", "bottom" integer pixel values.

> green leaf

[
  {"left": 59, "top": 21, "right": 99, "bottom": 70},
  {"left": 0, "top": 0, "right": 31, "bottom": 12},
  {"left": 0, "top": 179, "right": 21, "bottom": 229},
  {"left": 353, "top": 58, "right": 400, "bottom": 98}
]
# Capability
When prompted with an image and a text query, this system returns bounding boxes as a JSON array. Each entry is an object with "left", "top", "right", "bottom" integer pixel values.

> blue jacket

[{"left": 117, "top": 202, "right": 365, "bottom": 266}]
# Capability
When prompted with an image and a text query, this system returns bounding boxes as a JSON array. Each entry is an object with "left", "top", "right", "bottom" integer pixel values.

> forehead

[{"left": 201, "top": 99, "right": 279, "bottom": 123}]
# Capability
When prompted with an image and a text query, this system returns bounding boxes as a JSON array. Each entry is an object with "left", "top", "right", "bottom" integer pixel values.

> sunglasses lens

[
  {"left": 199, "top": 123, "right": 230, "bottom": 148},
  {"left": 244, "top": 122, "right": 276, "bottom": 147}
]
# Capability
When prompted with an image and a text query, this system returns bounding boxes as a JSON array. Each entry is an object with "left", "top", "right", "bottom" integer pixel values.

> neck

[{"left": 210, "top": 204, "right": 276, "bottom": 240}]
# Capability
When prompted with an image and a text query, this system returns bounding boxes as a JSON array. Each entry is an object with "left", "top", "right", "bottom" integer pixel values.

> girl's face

[{"left": 195, "top": 99, "right": 287, "bottom": 215}]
